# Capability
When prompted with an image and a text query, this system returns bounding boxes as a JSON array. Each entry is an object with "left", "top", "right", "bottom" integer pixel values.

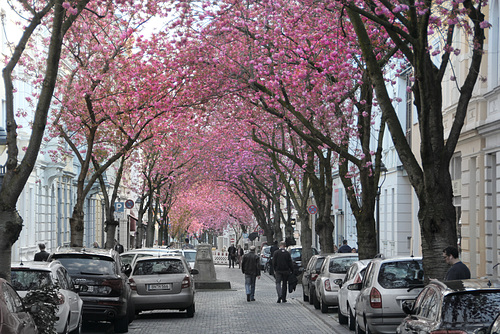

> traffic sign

[
  {"left": 115, "top": 202, "right": 124, "bottom": 213},
  {"left": 125, "top": 199, "right": 134, "bottom": 209},
  {"left": 307, "top": 205, "right": 318, "bottom": 215},
  {"left": 258, "top": 229, "right": 264, "bottom": 235}
]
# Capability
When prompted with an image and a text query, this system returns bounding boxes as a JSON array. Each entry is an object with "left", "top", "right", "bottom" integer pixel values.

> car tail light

[
  {"left": 369, "top": 287, "right": 382, "bottom": 308},
  {"left": 57, "top": 292, "right": 65, "bottom": 305},
  {"left": 430, "top": 331, "right": 467, "bottom": 334},
  {"left": 129, "top": 278, "right": 137, "bottom": 291},
  {"left": 324, "top": 279, "right": 332, "bottom": 291},
  {"left": 353, "top": 273, "right": 362, "bottom": 284},
  {"left": 311, "top": 273, "right": 318, "bottom": 281},
  {"left": 182, "top": 275, "right": 191, "bottom": 288}
]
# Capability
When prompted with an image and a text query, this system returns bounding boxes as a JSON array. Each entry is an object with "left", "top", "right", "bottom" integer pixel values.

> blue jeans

[{"left": 245, "top": 274, "right": 257, "bottom": 299}]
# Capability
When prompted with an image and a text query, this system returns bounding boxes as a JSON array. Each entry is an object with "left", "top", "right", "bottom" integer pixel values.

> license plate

[{"left": 148, "top": 284, "right": 171, "bottom": 291}]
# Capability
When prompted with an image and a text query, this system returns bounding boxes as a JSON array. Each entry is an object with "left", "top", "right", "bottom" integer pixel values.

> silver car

[
  {"left": 350, "top": 256, "right": 424, "bottom": 334},
  {"left": 129, "top": 255, "right": 199, "bottom": 317},
  {"left": 11, "top": 261, "right": 84, "bottom": 334},
  {"left": 336, "top": 259, "right": 371, "bottom": 330},
  {"left": 314, "top": 253, "right": 359, "bottom": 313}
]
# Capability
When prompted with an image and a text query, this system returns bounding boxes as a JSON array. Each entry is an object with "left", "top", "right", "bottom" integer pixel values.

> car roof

[
  {"left": 11, "top": 261, "right": 63, "bottom": 271},
  {"left": 325, "top": 253, "right": 359, "bottom": 258},
  {"left": 52, "top": 246, "right": 118, "bottom": 257},
  {"left": 429, "top": 278, "right": 500, "bottom": 294},
  {"left": 371, "top": 255, "right": 423, "bottom": 263},
  {"left": 134, "top": 255, "right": 186, "bottom": 262}
]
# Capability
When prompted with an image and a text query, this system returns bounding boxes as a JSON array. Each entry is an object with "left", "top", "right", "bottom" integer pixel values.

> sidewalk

[{"left": 128, "top": 264, "right": 350, "bottom": 334}]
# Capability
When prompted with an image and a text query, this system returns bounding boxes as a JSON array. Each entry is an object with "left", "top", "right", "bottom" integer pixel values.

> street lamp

[{"left": 376, "top": 162, "right": 388, "bottom": 255}]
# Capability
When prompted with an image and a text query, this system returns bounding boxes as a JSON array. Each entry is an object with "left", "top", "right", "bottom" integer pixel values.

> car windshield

[
  {"left": 329, "top": 257, "right": 358, "bottom": 274},
  {"left": 11, "top": 270, "right": 52, "bottom": 290},
  {"left": 56, "top": 256, "right": 116, "bottom": 275},
  {"left": 133, "top": 259, "right": 186, "bottom": 275},
  {"left": 183, "top": 252, "right": 196, "bottom": 262},
  {"left": 378, "top": 260, "right": 424, "bottom": 289},
  {"left": 290, "top": 249, "right": 301, "bottom": 261},
  {"left": 442, "top": 291, "right": 500, "bottom": 325}
]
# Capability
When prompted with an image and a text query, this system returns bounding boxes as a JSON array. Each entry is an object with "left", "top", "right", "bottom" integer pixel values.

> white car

[
  {"left": 11, "top": 261, "right": 83, "bottom": 334},
  {"left": 335, "top": 259, "right": 371, "bottom": 330},
  {"left": 314, "top": 253, "right": 359, "bottom": 313}
]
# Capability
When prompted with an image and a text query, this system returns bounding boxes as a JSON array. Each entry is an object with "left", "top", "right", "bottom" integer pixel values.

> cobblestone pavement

[{"left": 120, "top": 264, "right": 351, "bottom": 334}]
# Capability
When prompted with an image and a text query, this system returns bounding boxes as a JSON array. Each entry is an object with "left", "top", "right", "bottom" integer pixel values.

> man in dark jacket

[
  {"left": 443, "top": 246, "right": 470, "bottom": 280},
  {"left": 338, "top": 240, "right": 352, "bottom": 253},
  {"left": 268, "top": 240, "right": 279, "bottom": 275},
  {"left": 272, "top": 241, "right": 294, "bottom": 303},
  {"left": 241, "top": 245, "right": 261, "bottom": 301},
  {"left": 34, "top": 243, "right": 49, "bottom": 261}
]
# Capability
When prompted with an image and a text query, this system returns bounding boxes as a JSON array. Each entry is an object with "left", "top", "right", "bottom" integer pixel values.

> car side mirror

[
  {"left": 347, "top": 283, "right": 362, "bottom": 291},
  {"left": 191, "top": 268, "right": 199, "bottom": 275},
  {"left": 333, "top": 279, "right": 343, "bottom": 287},
  {"left": 401, "top": 300, "right": 415, "bottom": 315}
]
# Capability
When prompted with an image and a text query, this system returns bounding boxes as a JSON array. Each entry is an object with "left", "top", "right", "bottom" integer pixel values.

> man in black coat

[
  {"left": 272, "top": 241, "right": 294, "bottom": 303},
  {"left": 34, "top": 243, "right": 49, "bottom": 261},
  {"left": 241, "top": 246, "right": 261, "bottom": 301}
]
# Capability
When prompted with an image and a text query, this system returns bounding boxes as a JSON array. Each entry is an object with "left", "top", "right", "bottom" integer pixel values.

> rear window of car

[
  {"left": 11, "top": 270, "right": 52, "bottom": 290},
  {"left": 183, "top": 251, "right": 196, "bottom": 262},
  {"left": 55, "top": 256, "right": 116, "bottom": 275},
  {"left": 378, "top": 260, "right": 423, "bottom": 289},
  {"left": 133, "top": 259, "right": 186, "bottom": 275},
  {"left": 329, "top": 257, "right": 358, "bottom": 274},
  {"left": 442, "top": 291, "right": 500, "bottom": 325}
]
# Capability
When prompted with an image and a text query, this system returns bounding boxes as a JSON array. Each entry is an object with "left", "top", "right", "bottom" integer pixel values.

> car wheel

[
  {"left": 114, "top": 316, "right": 129, "bottom": 333},
  {"left": 349, "top": 306, "right": 356, "bottom": 331},
  {"left": 69, "top": 313, "right": 82, "bottom": 334},
  {"left": 320, "top": 298, "right": 329, "bottom": 313},
  {"left": 313, "top": 290, "right": 320, "bottom": 309},
  {"left": 303, "top": 289, "right": 309, "bottom": 302},
  {"left": 308, "top": 286, "right": 314, "bottom": 305},
  {"left": 338, "top": 305, "right": 348, "bottom": 324},
  {"left": 186, "top": 303, "right": 195, "bottom": 318}
]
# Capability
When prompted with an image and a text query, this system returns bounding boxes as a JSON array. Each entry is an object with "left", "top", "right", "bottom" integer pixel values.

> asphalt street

[{"left": 83, "top": 264, "right": 352, "bottom": 334}]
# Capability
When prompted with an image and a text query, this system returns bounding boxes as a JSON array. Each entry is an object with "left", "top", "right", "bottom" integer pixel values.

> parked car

[
  {"left": 259, "top": 246, "right": 271, "bottom": 270},
  {"left": 350, "top": 256, "right": 424, "bottom": 334},
  {"left": 288, "top": 246, "right": 319, "bottom": 271},
  {"left": 48, "top": 247, "right": 134, "bottom": 333},
  {"left": 336, "top": 259, "right": 371, "bottom": 330},
  {"left": 128, "top": 255, "right": 199, "bottom": 317},
  {"left": 180, "top": 249, "right": 197, "bottom": 269},
  {"left": 314, "top": 253, "right": 359, "bottom": 313},
  {"left": 397, "top": 278, "right": 500, "bottom": 334},
  {"left": 0, "top": 278, "right": 38, "bottom": 334},
  {"left": 301, "top": 254, "right": 328, "bottom": 304},
  {"left": 11, "top": 261, "right": 84, "bottom": 334}
]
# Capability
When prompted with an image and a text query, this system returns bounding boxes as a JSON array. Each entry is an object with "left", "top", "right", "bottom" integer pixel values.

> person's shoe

[
  {"left": 277, "top": 298, "right": 281, "bottom": 303},
  {"left": 282, "top": 299, "right": 287, "bottom": 303},
  {"left": 251, "top": 298, "right": 255, "bottom": 301},
  {"left": 247, "top": 294, "right": 250, "bottom": 302}
]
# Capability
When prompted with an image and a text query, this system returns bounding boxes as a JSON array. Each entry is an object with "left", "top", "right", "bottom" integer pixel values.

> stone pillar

[{"left": 194, "top": 243, "right": 231, "bottom": 290}]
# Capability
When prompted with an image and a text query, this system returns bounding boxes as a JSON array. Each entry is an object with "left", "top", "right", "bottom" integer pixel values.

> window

[
  {"left": 329, "top": 257, "right": 358, "bottom": 274},
  {"left": 377, "top": 260, "right": 424, "bottom": 289},
  {"left": 442, "top": 291, "right": 500, "bottom": 325},
  {"left": 133, "top": 259, "right": 186, "bottom": 275}
]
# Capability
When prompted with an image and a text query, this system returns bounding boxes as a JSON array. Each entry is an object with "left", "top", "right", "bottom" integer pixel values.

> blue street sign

[{"left": 115, "top": 202, "right": 124, "bottom": 213}]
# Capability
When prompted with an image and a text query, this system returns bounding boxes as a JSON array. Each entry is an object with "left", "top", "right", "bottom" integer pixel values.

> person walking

[
  {"left": 272, "top": 241, "right": 294, "bottom": 303},
  {"left": 268, "top": 240, "right": 279, "bottom": 275},
  {"left": 338, "top": 240, "right": 352, "bottom": 253},
  {"left": 34, "top": 243, "right": 49, "bottom": 261},
  {"left": 228, "top": 244, "right": 237, "bottom": 268},
  {"left": 443, "top": 246, "right": 471, "bottom": 280},
  {"left": 241, "top": 245, "right": 261, "bottom": 302}
]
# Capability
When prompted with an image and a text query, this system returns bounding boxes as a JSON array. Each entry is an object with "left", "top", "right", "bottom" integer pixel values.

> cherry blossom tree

[
  {"left": 1, "top": 0, "right": 92, "bottom": 280},
  {"left": 340, "top": 0, "right": 488, "bottom": 278}
]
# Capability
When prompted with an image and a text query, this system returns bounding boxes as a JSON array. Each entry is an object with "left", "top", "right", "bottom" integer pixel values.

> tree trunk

[
  {"left": 298, "top": 209, "right": 313, "bottom": 268},
  {"left": 0, "top": 210, "right": 23, "bottom": 281},
  {"left": 69, "top": 207, "right": 85, "bottom": 247},
  {"left": 104, "top": 219, "right": 119, "bottom": 249}
]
